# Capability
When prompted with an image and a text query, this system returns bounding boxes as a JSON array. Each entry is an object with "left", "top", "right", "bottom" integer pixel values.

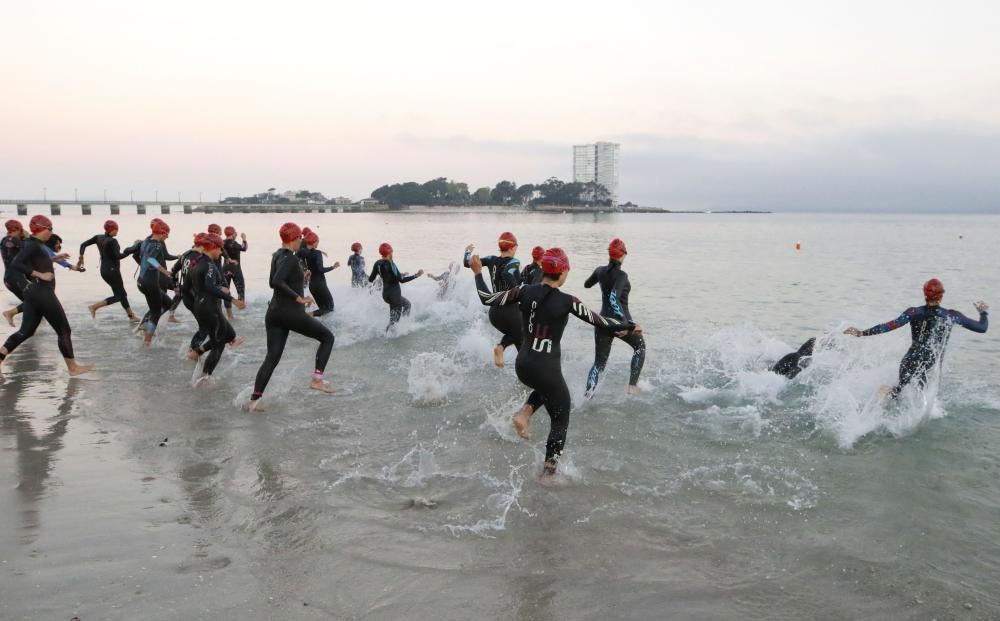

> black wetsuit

[
  {"left": 302, "top": 247, "right": 335, "bottom": 317},
  {"left": 860, "top": 305, "right": 988, "bottom": 397},
  {"left": 222, "top": 238, "right": 248, "bottom": 310},
  {"left": 2, "top": 234, "right": 25, "bottom": 313},
  {"left": 171, "top": 249, "right": 211, "bottom": 351},
  {"left": 2, "top": 237, "right": 75, "bottom": 359},
  {"left": 771, "top": 338, "right": 816, "bottom": 379},
  {"left": 251, "top": 248, "right": 335, "bottom": 401},
  {"left": 583, "top": 260, "right": 646, "bottom": 394},
  {"left": 348, "top": 254, "right": 366, "bottom": 288},
  {"left": 521, "top": 262, "right": 543, "bottom": 286},
  {"left": 137, "top": 238, "right": 174, "bottom": 334},
  {"left": 475, "top": 275, "right": 634, "bottom": 468},
  {"left": 79, "top": 234, "right": 135, "bottom": 311},
  {"left": 464, "top": 251, "right": 522, "bottom": 349},
  {"left": 189, "top": 257, "right": 236, "bottom": 375},
  {"left": 369, "top": 259, "right": 419, "bottom": 331}
]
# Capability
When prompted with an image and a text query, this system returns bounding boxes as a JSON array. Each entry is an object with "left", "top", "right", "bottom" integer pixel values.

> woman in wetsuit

[
  {"left": 248, "top": 223, "right": 335, "bottom": 411},
  {"left": 348, "top": 242, "right": 366, "bottom": 288},
  {"left": 137, "top": 220, "right": 175, "bottom": 346},
  {"left": 369, "top": 242, "right": 423, "bottom": 333},
  {"left": 583, "top": 238, "right": 647, "bottom": 397},
  {"left": 78, "top": 220, "right": 139, "bottom": 323},
  {"left": 520, "top": 246, "right": 544, "bottom": 286},
  {"left": 845, "top": 278, "right": 988, "bottom": 398},
  {"left": 189, "top": 233, "right": 245, "bottom": 385},
  {"left": 463, "top": 232, "right": 522, "bottom": 367},
  {"left": 2, "top": 220, "right": 28, "bottom": 326},
  {"left": 470, "top": 248, "right": 638, "bottom": 478},
  {"left": 222, "top": 226, "right": 248, "bottom": 320},
  {"left": 0, "top": 215, "right": 92, "bottom": 376},
  {"left": 302, "top": 231, "right": 339, "bottom": 317}
]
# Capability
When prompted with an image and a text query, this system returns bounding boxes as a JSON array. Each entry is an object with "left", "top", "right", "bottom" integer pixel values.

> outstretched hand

[
  {"left": 469, "top": 255, "right": 483, "bottom": 274},
  {"left": 465, "top": 243, "right": 474, "bottom": 253},
  {"left": 416, "top": 269, "right": 424, "bottom": 277},
  {"left": 974, "top": 301, "right": 989, "bottom": 313},
  {"left": 844, "top": 327, "right": 862, "bottom": 337}
]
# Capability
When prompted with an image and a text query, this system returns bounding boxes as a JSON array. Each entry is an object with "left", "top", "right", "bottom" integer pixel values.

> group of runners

[{"left": 0, "top": 216, "right": 990, "bottom": 478}]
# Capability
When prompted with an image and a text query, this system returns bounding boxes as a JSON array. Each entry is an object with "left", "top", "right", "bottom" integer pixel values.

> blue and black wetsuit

[
  {"left": 521, "top": 261, "right": 543, "bottom": 286},
  {"left": 583, "top": 260, "right": 646, "bottom": 394},
  {"left": 2, "top": 234, "right": 25, "bottom": 313},
  {"left": 348, "top": 253, "right": 366, "bottom": 288},
  {"left": 303, "top": 247, "right": 335, "bottom": 317},
  {"left": 464, "top": 250, "right": 523, "bottom": 350},
  {"left": 250, "top": 248, "right": 335, "bottom": 401},
  {"left": 474, "top": 275, "right": 634, "bottom": 470},
  {"left": 860, "top": 305, "right": 988, "bottom": 397},
  {"left": 137, "top": 238, "right": 173, "bottom": 335},
  {"left": 189, "top": 256, "right": 236, "bottom": 375},
  {"left": 771, "top": 338, "right": 816, "bottom": 379},
  {"left": 369, "top": 258, "right": 419, "bottom": 331},
  {"left": 79, "top": 233, "right": 135, "bottom": 311},
  {"left": 222, "top": 238, "right": 248, "bottom": 310},
  {"left": 1, "top": 237, "right": 75, "bottom": 360}
]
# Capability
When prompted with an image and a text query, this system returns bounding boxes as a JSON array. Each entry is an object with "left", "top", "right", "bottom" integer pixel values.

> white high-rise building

[{"left": 573, "top": 142, "right": 620, "bottom": 205}]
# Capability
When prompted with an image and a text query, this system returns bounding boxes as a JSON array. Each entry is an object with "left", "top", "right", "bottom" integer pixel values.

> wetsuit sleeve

[
  {"left": 11, "top": 242, "right": 43, "bottom": 277},
  {"left": 463, "top": 249, "right": 472, "bottom": 268},
  {"left": 583, "top": 268, "right": 599, "bottom": 288},
  {"left": 368, "top": 262, "right": 379, "bottom": 283},
  {"left": 241, "top": 241, "right": 248, "bottom": 252},
  {"left": 474, "top": 273, "right": 522, "bottom": 306},
  {"left": 163, "top": 245, "right": 178, "bottom": 261},
  {"left": 79, "top": 235, "right": 99, "bottom": 256},
  {"left": 860, "top": 308, "right": 917, "bottom": 336},
  {"left": 109, "top": 238, "right": 130, "bottom": 260},
  {"left": 270, "top": 254, "right": 300, "bottom": 299},
  {"left": 45, "top": 246, "right": 73, "bottom": 269},
  {"left": 948, "top": 309, "right": 988, "bottom": 333},
  {"left": 203, "top": 267, "right": 232, "bottom": 302},
  {"left": 569, "top": 295, "right": 634, "bottom": 333},
  {"left": 399, "top": 270, "right": 420, "bottom": 283}
]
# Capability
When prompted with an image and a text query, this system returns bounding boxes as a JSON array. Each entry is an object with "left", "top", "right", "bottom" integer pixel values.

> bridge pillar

[
  {"left": 303, "top": 207, "right": 313, "bottom": 214},
  {"left": 16, "top": 204, "right": 27, "bottom": 216},
  {"left": 183, "top": 204, "right": 193, "bottom": 214},
  {"left": 110, "top": 204, "right": 120, "bottom": 215},
  {"left": 204, "top": 205, "right": 214, "bottom": 214},
  {"left": 50, "top": 204, "right": 61, "bottom": 216},
  {"left": 223, "top": 206, "right": 233, "bottom": 214},
  {"left": 160, "top": 205, "right": 170, "bottom": 215},
  {"left": 136, "top": 204, "right": 146, "bottom": 215},
  {"left": 81, "top": 204, "right": 92, "bottom": 215}
]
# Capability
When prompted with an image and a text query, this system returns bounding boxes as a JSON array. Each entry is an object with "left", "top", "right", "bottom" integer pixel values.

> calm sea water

[{"left": 1, "top": 210, "right": 998, "bottom": 620}]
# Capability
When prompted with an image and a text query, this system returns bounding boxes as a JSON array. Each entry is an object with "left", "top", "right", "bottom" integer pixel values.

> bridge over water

[{"left": 0, "top": 200, "right": 386, "bottom": 216}]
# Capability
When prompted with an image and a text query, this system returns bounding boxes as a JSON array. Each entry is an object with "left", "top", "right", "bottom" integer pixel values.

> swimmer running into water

[
  {"left": 844, "top": 278, "right": 988, "bottom": 399},
  {"left": 464, "top": 232, "right": 522, "bottom": 367},
  {"left": 470, "top": 249, "right": 638, "bottom": 478},
  {"left": 78, "top": 220, "right": 139, "bottom": 323},
  {"left": 369, "top": 243, "right": 423, "bottom": 333}
]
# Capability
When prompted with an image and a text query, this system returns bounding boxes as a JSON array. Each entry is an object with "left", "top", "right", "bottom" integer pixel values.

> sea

[{"left": 1, "top": 210, "right": 998, "bottom": 620}]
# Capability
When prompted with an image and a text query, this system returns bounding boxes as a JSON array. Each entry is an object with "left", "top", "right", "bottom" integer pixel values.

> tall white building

[{"left": 573, "top": 142, "right": 620, "bottom": 205}]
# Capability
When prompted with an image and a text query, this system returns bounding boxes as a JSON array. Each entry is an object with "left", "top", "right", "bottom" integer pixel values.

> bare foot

[
  {"left": 67, "top": 363, "right": 94, "bottom": 376},
  {"left": 228, "top": 336, "right": 245, "bottom": 348},
  {"left": 2, "top": 308, "right": 16, "bottom": 327},
  {"left": 493, "top": 344, "right": 505, "bottom": 368},
  {"left": 193, "top": 374, "right": 210, "bottom": 388},
  {"left": 310, "top": 378, "right": 335, "bottom": 393},
  {"left": 628, "top": 384, "right": 640, "bottom": 395},
  {"left": 128, "top": 315, "right": 140, "bottom": 324},
  {"left": 186, "top": 349, "right": 201, "bottom": 362},
  {"left": 88, "top": 304, "right": 98, "bottom": 319},
  {"left": 512, "top": 404, "right": 534, "bottom": 440},
  {"left": 143, "top": 333, "right": 154, "bottom": 348},
  {"left": 168, "top": 315, "right": 181, "bottom": 324},
  {"left": 246, "top": 399, "right": 265, "bottom": 412}
]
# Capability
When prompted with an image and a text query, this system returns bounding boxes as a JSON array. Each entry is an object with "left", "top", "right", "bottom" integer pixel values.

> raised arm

[
  {"left": 948, "top": 304, "right": 989, "bottom": 333},
  {"left": 78, "top": 235, "right": 99, "bottom": 258},
  {"left": 845, "top": 308, "right": 917, "bottom": 337}
]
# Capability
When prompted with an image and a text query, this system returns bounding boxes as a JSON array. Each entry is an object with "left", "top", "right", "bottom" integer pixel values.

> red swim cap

[
  {"left": 608, "top": 238, "right": 628, "bottom": 260},
  {"left": 5, "top": 220, "right": 23, "bottom": 234},
  {"left": 304, "top": 231, "right": 319, "bottom": 246},
  {"left": 150, "top": 218, "right": 164, "bottom": 229},
  {"left": 541, "top": 247, "right": 570, "bottom": 274},
  {"left": 498, "top": 231, "right": 518, "bottom": 250},
  {"left": 351, "top": 242, "right": 362, "bottom": 253},
  {"left": 279, "top": 222, "right": 302, "bottom": 243},
  {"left": 151, "top": 220, "right": 170, "bottom": 236},
  {"left": 193, "top": 232, "right": 212, "bottom": 248},
  {"left": 923, "top": 278, "right": 945, "bottom": 302},
  {"left": 224, "top": 226, "right": 236, "bottom": 237},
  {"left": 302, "top": 227, "right": 312, "bottom": 237},
  {"left": 104, "top": 219, "right": 118, "bottom": 233},
  {"left": 378, "top": 242, "right": 393, "bottom": 257},
  {"left": 531, "top": 246, "right": 544, "bottom": 261},
  {"left": 207, "top": 223, "right": 222, "bottom": 235},
  {"left": 29, "top": 214, "right": 53, "bottom": 234},
  {"left": 204, "top": 233, "right": 224, "bottom": 250}
]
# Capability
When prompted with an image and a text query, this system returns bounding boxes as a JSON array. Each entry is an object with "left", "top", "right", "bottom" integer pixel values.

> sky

[{"left": 1, "top": 0, "right": 999, "bottom": 211}]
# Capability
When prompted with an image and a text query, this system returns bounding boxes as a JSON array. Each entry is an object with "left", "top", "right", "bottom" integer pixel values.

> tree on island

[{"left": 367, "top": 177, "right": 611, "bottom": 208}]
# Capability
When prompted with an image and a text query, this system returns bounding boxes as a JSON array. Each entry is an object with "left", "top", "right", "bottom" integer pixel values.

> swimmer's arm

[
  {"left": 949, "top": 308, "right": 988, "bottom": 333},
  {"left": 399, "top": 268, "right": 421, "bottom": 283},
  {"left": 203, "top": 268, "right": 232, "bottom": 302},
  {"left": 474, "top": 273, "right": 521, "bottom": 306},
  {"left": 368, "top": 263, "right": 379, "bottom": 283},
  {"left": 269, "top": 255, "right": 299, "bottom": 298},
  {"left": 583, "top": 269, "right": 599, "bottom": 288},
  {"left": 847, "top": 308, "right": 916, "bottom": 336},
  {"left": 569, "top": 295, "right": 635, "bottom": 333},
  {"left": 109, "top": 238, "right": 131, "bottom": 260},
  {"left": 78, "top": 235, "right": 99, "bottom": 257}
]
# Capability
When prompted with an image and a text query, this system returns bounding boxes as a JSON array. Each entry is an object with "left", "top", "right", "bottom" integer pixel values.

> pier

[{"left": 0, "top": 200, "right": 388, "bottom": 216}]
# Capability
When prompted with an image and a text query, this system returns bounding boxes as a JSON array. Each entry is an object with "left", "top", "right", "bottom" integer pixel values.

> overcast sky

[{"left": 2, "top": 0, "right": 998, "bottom": 210}]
